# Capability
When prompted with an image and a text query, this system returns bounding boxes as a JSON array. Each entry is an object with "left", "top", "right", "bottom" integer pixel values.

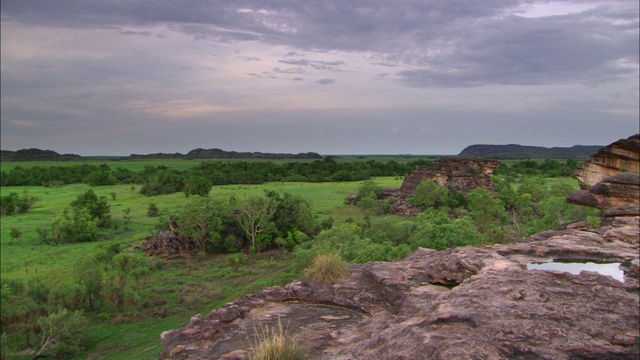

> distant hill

[
  {"left": 129, "top": 148, "right": 323, "bottom": 160},
  {"left": 0, "top": 148, "right": 82, "bottom": 162},
  {"left": 458, "top": 144, "right": 604, "bottom": 159}
]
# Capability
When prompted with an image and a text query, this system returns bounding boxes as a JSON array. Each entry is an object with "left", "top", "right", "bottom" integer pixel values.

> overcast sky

[{"left": 1, "top": 0, "right": 638, "bottom": 156}]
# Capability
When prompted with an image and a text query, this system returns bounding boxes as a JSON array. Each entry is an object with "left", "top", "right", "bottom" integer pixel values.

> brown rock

[
  {"left": 159, "top": 225, "right": 639, "bottom": 359},
  {"left": 568, "top": 135, "right": 640, "bottom": 212},
  {"left": 400, "top": 158, "right": 500, "bottom": 196},
  {"left": 574, "top": 134, "right": 639, "bottom": 189}
]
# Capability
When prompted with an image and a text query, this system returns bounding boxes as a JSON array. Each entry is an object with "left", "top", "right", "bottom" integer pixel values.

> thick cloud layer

[{"left": 1, "top": 0, "right": 638, "bottom": 155}]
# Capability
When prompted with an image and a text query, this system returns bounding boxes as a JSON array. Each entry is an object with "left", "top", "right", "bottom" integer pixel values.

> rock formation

[
  {"left": 573, "top": 134, "right": 639, "bottom": 189},
  {"left": 159, "top": 137, "right": 639, "bottom": 360},
  {"left": 159, "top": 222, "right": 639, "bottom": 359},
  {"left": 135, "top": 230, "right": 197, "bottom": 258},
  {"left": 400, "top": 158, "right": 500, "bottom": 196},
  {"left": 568, "top": 134, "right": 639, "bottom": 218}
]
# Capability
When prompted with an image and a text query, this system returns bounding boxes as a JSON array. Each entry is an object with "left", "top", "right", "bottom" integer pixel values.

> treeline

[
  {"left": 0, "top": 157, "right": 433, "bottom": 189},
  {"left": 1, "top": 158, "right": 582, "bottom": 190},
  {"left": 494, "top": 159, "right": 582, "bottom": 177}
]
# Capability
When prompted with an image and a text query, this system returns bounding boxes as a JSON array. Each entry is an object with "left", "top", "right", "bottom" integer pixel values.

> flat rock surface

[{"left": 159, "top": 222, "right": 639, "bottom": 360}]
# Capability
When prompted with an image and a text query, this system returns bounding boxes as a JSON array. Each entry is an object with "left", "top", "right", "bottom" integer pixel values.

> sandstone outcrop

[
  {"left": 400, "top": 158, "right": 500, "bottom": 196},
  {"left": 574, "top": 134, "right": 639, "bottom": 189},
  {"left": 159, "top": 220, "right": 639, "bottom": 359},
  {"left": 568, "top": 134, "right": 639, "bottom": 216}
]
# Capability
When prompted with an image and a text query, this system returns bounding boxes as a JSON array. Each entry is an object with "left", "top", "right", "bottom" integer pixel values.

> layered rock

[
  {"left": 568, "top": 134, "right": 639, "bottom": 217},
  {"left": 159, "top": 222, "right": 639, "bottom": 359},
  {"left": 574, "top": 134, "right": 639, "bottom": 189},
  {"left": 400, "top": 158, "right": 500, "bottom": 196}
]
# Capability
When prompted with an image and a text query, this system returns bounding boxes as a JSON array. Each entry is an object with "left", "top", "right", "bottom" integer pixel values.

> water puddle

[{"left": 527, "top": 260, "right": 624, "bottom": 282}]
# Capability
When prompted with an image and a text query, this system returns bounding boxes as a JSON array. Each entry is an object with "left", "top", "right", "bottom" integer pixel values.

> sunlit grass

[
  {"left": 303, "top": 253, "right": 349, "bottom": 285},
  {"left": 250, "top": 318, "right": 300, "bottom": 360}
]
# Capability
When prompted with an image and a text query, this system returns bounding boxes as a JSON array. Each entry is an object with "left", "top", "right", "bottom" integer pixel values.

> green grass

[{"left": 0, "top": 177, "right": 401, "bottom": 359}]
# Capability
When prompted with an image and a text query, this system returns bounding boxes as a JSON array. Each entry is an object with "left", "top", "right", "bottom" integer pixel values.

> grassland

[
  {"left": 0, "top": 177, "right": 402, "bottom": 359},
  {"left": 0, "top": 160, "right": 582, "bottom": 359}
]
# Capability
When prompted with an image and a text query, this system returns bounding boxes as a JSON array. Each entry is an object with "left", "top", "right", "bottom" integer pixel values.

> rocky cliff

[
  {"left": 568, "top": 134, "right": 639, "bottom": 217},
  {"left": 400, "top": 158, "right": 500, "bottom": 196},
  {"left": 159, "top": 137, "right": 639, "bottom": 360}
]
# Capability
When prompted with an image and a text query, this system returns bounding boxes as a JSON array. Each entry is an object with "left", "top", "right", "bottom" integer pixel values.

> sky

[{"left": 1, "top": 0, "right": 638, "bottom": 156}]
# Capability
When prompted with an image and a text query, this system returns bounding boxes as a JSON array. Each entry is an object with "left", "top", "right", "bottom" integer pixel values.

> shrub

[
  {"left": 147, "top": 203, "right": 160, "bottom": 217},
  {"left": 250, "top": 319, "right": 300, "bottom": 360},
  {"left": 303, "top": 253, "right": 349, "bottom": 285},
  {"left": 227, "top": 253, "right": 246, "bottom": 271}
]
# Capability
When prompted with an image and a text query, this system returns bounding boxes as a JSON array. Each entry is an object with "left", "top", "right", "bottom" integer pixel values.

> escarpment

[{"left": 159, "top": 136, "right": 639, "bottom": 360}]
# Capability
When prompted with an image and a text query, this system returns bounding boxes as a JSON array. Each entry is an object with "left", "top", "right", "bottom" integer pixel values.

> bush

[
  {"left": 250, "top": 319, "right": 300, "bottom": 360},
  {"left": 226, "top": 253, "right": 246, "bottom": 271},
  {"left": 303, "top": 253, "right": 349, "bottom": 285}
]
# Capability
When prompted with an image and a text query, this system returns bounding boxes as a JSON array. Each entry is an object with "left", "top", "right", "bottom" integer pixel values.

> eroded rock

[
  {"left": 159, "top": 225, "right": 639, "bottom": 359},
  {"left": 400, "top": 158, "right": 500, "bottom": 196}
]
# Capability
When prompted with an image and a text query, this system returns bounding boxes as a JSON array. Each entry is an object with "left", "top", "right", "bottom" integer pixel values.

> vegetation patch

[
  {"left": 303, "top": 253, "right": 350, "bottom": 285},
  {"left": 250, "top": 319, "right": 300, "bottom": 360}
]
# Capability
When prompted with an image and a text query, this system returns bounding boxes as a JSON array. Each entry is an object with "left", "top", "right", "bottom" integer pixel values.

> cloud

[
  {"left": 1, "top": 0, "right": 638, "bottom": 155},
  {"left": 316, "top": 79, "right": 335, "bottom": 85}
]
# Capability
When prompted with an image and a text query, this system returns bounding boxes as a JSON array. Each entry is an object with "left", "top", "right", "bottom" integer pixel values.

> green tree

[
  {"left": 355, "top": 180, "right": 383, "bottom": 202},
  {"left": 183, "top": 175, "right": 212, "bottom": 197},
  {"left": 409, "top": 180, "right": 449, "bottom": 210},
  {"left": 72, "top": 258, "right": 104, "bottom": 311},
  {"left": 413, "top": 209, "right": 483, "bottom": 250},
  {"left": 517, "top": 176, "right": 548, "bottom": 203},
  {"left": 51, "top": 208, "right": 99, "bottom": 243},
  {"left": 34, "top": 309, "right": 89, "bottom": 358},
  {"left": 178, "top": 197, "right": 225, "bottom": 253},
  {"left": 147, "top": 203, "right": 160, "bottom": 217},
  {"left": 71, "top": 189, "right": 111, "bottom": 228},
  {"left": 266, "top": 191, "right": 318, "bottom": 237},
  {"left": 238, "top": 195, "right": 277, "bottom": 252},
  {"left": 467, "top": 189, "right": 504, "bottom": 235},
  {"left": 84, "top": 170, "right": 117, "bottom": 186},
  {"left": 226, "top": 253, "right": 245, "bottom": 271}
]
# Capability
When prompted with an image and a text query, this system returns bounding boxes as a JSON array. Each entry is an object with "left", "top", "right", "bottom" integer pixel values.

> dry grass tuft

[
  {"left": 303, "top": 253, "right": 349, "bottom": 285},
  {"left": 249, "top": 318, "right": 299, "bottom": 360}
]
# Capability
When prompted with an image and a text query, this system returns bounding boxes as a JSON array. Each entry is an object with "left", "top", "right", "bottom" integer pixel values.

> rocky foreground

[
  {"left": 159, "top": 220, "right": 638, "bottom": 359},
  {"left": 159, "top": 135, "right": 639, "bottom": 360}
]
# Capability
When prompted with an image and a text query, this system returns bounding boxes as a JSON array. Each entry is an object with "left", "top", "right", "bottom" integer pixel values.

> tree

[
  {"left": 71, "top": 189, "right": 111, "bottom": 228},
  {"left": 226, "top": 253, "right": 245, "bottom": 271},
  {"left": 51, "top": 208, "right": 99, "bottom": 243},
  {"left": 147, "top": 203, "right": 159, "bottom": 217},
  {"left": 178, "top": 197, "right": 225, "bottom": 253},
  {"left": 183, "top": 175, "right": 212, "bottom": 197},
  {"left": 409, "top": 180, "right": 449, "bottom": 210},
  {"left": 266, "top": 191, "right": 317, "bottom": 236},
  {"left": 467, "top": 189, "right": 504, "bottom": 235},
  {"left": 34, "top": 309, "right": 89, "bottom": 358},
  {"left": 355, "top": 180, "right": 383, "bottom": 202},
  {"left": 237, "top": 195, "right": 277, "bottom": 252},
  {"left": 72, "top": 258, "right": 104, "bottom": 311}
]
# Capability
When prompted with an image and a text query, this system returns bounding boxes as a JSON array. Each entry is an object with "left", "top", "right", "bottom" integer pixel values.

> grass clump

[
  {"left": 303, "top": 253, "right": 349, "bottom": 285},
  {"left": 250, "top": 319, "right": 299, "bottom": 360}
]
